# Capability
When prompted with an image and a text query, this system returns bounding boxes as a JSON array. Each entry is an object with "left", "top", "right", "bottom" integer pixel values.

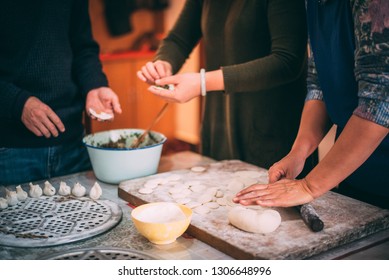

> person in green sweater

[{"left": 137, "top": 0, "right": 314, "bottom": 171}]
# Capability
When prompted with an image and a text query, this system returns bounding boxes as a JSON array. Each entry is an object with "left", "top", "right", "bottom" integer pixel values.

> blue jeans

[{"left": 0, "top": 138, "right": 91, "bottom": 186}]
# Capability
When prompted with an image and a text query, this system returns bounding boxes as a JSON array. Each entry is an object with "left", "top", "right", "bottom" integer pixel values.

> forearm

[
  {"left": 306, "top": 115, "right": 389, "bottom": 197},
  {"left": 289, "top": 100, "right": 331, "bottom": 159},
  {"left": 204, "top": 70, "right": 224, "bottom": 92},
  {"left": 71, "top": 0, "right": 108, "bottom": 96},
  {"left": 222, "top": 0, "right": 307, "bottom": 93},
  {"left": 155, "top": 0, "right": 202, "bottom": 74}
]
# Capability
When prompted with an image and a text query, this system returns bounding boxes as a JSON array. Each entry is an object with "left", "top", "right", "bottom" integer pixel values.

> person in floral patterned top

[{"left": 234, "top": 0, "right": 389, "bottom": 209}]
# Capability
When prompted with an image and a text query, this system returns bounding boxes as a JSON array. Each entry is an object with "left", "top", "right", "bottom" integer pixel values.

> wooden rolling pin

[{"left": 295, "top": 203, "right": 324, "bottom": 232}]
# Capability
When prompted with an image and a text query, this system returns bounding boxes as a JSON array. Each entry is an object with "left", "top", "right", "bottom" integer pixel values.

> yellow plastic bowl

[{"left": 131, "top": 202, "right": 192, "bottom": 245}]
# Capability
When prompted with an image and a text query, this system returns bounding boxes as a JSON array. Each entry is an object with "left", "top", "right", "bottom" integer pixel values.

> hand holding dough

[{"left": 228, "top": 206, "right": 281, "bottom": 234}]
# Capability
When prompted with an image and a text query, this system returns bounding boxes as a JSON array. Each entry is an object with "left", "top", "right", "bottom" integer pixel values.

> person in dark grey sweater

[
  {"left": 138, "top": 0, "right": 314, "bottom": 172},
  {"left": 0, "top": 0, "right": 122, "bottom": 186}
]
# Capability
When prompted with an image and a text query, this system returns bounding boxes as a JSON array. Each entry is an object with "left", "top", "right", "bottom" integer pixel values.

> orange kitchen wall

[{"left": 88, "top": 0, "right": 200, "bottom": 145}]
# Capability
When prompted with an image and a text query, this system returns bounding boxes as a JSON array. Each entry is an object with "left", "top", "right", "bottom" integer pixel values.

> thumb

[
  {"left": 111, "top": 95, "right": 122, "bottom": 114},
  {"left": 155, "top": 75, "right": 178, "bottom": 86},
  {"left": 268, "top": 168, "right": 284, "bottom": 183}
]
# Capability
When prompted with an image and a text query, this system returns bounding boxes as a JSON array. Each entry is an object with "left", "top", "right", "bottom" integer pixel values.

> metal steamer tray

[
  {"left": 40, "top": 247, "right": 155, "bottom": 260},
  {"left": 0, "top": 195, "right": 122, "bottom": 247}
]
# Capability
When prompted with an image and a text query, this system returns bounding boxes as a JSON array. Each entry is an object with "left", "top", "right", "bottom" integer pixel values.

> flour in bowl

[{"left": 135, "top": 203, "right": 187, "bottom": 223}]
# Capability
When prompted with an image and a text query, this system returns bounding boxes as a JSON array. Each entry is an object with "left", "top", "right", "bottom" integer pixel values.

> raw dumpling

[
  {"left": 58, "top": 181, "right": 71, "bottom": 196},
  {"left": 5, "top": 188, "right": 18, "bottom": 206},
  {"left": 71, "top": 182, "right": 86, "bottom": 197},
  {"left": 43, "top": 181, "right": 56, "bottom": 196},
  {"left": 15, "top": 185, "right": 28, "bottom": 201},
  {"left": 89, "top": 182, "right": 102, "bottom": 200},
  {"left": 0, "top": 197, "right": 8, "bottom": 209},
  {"left": 29, "top": 182, "right": 43, "bottom": 198}
]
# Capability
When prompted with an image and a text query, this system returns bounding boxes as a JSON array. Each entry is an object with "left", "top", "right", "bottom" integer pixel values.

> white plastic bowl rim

[{"left": 83, "top": 129, "right": 167, "bottom": 151}]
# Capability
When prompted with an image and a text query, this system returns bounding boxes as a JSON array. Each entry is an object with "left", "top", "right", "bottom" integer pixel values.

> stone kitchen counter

[{"left": 0, "top": 151, "right": 388, "bottom": 260}]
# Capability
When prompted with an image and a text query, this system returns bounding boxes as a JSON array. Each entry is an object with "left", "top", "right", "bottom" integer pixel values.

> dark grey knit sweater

[
  {"left": 0, "top": 0, "right": 108, "bottom": 147},
  {"left": 156, "top": 0, "right": 309, "bottom": 169}
]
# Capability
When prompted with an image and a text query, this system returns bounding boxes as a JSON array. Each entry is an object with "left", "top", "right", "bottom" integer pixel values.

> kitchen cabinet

[{"left": 87, "top": 51, "right": 176, "bottom": 140}]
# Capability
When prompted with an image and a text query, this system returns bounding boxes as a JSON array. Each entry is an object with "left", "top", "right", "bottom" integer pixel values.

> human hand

[
  {"left": 86, "top": 87, "right": 122, "bottom": 121},
  {"left": 268, "top": 152, "right": 306, "bottom": 183},
  {"left": 148, "top": 72, "right": 201, "bottom": 103},
  {"left": 232, "top": 178, "right": 315, "bottom": 207},
  {"left": 21, "top": 96, "right": 65, "bottom": 138},
  {"left": 137, "top": 60, "right": 172, "bottom": 85}
]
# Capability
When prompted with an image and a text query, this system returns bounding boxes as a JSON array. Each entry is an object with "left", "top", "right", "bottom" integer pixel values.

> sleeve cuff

[
  {"left": 79, "top": 74, "right": 108, "bottom": 98},
  {"left": 353, "top": 97, "right": 389, "bottom": 128},
  {"left": 305, "top": 89, "right": 324, "bottom": 102},
  {"left": 13, "top": 89, "right": 32, "bottom": 120}
]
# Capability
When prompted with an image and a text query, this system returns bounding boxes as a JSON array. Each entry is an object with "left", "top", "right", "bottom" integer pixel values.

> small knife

[{"left": 295, "top": 203, "right": 324, "bottom": 232}]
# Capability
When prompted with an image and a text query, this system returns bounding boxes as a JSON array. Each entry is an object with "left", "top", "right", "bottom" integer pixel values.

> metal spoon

[{"left": 131, "top": 102, "right": 169, "bottom": 149}]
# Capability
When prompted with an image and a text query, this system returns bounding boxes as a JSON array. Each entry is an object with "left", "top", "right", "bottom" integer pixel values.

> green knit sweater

[{"left": 156, "top": 0, "right": 308, "bottom": 168}]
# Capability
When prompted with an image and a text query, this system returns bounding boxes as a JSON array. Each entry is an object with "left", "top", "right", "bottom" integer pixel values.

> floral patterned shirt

[{"left": 306, "top": 0, "right": 389, "bottom": 128}]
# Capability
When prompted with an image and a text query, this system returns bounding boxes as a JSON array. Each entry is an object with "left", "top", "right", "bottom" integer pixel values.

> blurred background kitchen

[
  {"left": 87, "top": 0, "right": 201, "bottom": 155},
  {"left": 87, "top": 0, "right": 336, "bottom": 160}
]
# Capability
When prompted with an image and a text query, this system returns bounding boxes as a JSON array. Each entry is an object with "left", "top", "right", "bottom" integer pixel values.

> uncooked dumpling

[
  {"left": 89, "top": 182, "right": 103, "bottom": 200},
  {"left": 0, "top": 197, "right": 8, "bottom": 209},
  {"left": 5, "top": 188, "right": 18, "bottom": 206},
  {"left": 29, "top": 182, "right": 43, "bottom": 198},
  {"left": 228, "top": 206, "right": 281, "bottom": 234},
  {"left": 15, "top": 185, "right": 28, "bottom": 201},
  {"left": 58, "top": 181, "right": 71, "bottom": 196},
  {"left": 58, "top": 181, "right": 72, "bottom": 196},
  {"left": 43, "top": 181, "right": 56, "bottom": 196},
  {"left": 72, "top": 182, "right": 86, "bottom": 197}
]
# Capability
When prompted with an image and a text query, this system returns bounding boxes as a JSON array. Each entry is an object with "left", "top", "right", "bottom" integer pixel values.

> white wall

[{"left": 318, "top": 125, "right": 336, "bottom": 161}]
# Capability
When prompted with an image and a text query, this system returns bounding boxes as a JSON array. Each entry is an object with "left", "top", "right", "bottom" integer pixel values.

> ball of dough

[{"left": 228, "top": 206, "right": 281, "bottom": 234}]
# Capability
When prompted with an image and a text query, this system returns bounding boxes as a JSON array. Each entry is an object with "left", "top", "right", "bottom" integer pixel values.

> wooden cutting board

[{"left": 118, "top": 160, "right": 389, "bottom": 259}]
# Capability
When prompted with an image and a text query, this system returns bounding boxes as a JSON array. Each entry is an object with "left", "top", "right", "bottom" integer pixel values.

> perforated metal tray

[
  {"left": 0, "top": 195, "right": 122, "bottom": 247},
  {"left": 40, "top": 247, "right": 155, "bottom": 260}
]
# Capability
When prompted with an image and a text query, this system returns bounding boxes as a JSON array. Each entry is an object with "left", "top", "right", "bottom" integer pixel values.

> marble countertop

[{"left": 1, "top": 151, "right": 388, "bottom": 260}]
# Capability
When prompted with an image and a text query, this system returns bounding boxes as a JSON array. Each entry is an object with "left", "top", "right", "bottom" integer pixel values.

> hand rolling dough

[{"left": 228, "top": 206, "right": 281, "bottom": 234}]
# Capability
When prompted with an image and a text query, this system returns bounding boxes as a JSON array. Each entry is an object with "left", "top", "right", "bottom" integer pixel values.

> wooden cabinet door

[{"left": 88, "top": 53, "right": 176, "bottom": 141}]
